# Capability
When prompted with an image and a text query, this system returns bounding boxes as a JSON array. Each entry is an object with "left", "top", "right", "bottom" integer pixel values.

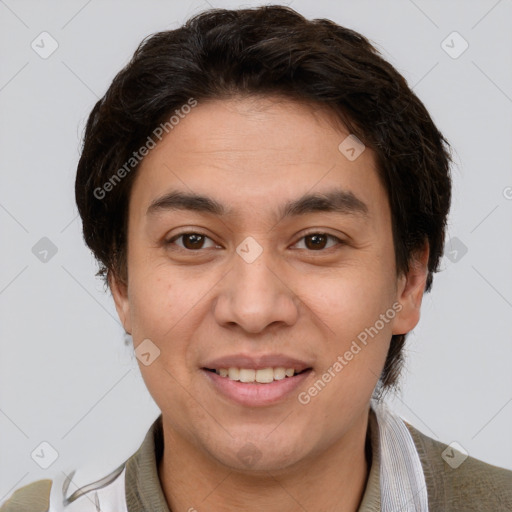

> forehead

[{"left": 130, "top": 96, "right": 388, "bottom": 223}]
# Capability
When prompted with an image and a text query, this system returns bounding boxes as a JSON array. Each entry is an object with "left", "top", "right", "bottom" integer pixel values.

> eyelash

[{"left": 165, "top": 231, "right": 345, "bottom": 252}]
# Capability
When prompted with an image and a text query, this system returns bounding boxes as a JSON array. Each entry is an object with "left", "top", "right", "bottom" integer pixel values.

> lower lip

[{"left": 202, "top": 369, "right": 313, "bottom": 407}]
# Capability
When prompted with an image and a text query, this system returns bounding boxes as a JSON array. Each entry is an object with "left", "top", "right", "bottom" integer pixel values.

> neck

[{"left": 158, "top": 410, "right": 371, "bottom": 512}]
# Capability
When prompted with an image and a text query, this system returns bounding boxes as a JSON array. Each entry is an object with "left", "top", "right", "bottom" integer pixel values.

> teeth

[
  {"left": 228, "top": 367, "right": 239, "bottom": 380},
  {"left": 215, "top": 367, "right": 300, "bottom": 383},
  {"left": 273, "top": 367, "right": 286, "bottom": 380},
  {"left": 255, "top": 368, "right": 274, "bottom": 383},
  {"left": 239, "top": 369, "right": 256, "bottom": 383}
]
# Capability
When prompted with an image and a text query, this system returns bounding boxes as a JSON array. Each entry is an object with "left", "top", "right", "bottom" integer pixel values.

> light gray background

[{"left": 1, "top": 0, "right": 511, "bottom": 502}]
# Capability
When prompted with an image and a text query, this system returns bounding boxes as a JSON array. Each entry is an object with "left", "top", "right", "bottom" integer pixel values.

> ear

[
  {"left": 392, "top": 242, "right": 429, "bottom": 336},
  {"left": 109, "top": 271, "right": 132, "bottom": 335}
]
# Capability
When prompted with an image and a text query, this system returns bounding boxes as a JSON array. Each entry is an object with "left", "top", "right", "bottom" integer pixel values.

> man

[{"left": 2, "top": 5, "right": 511, "bottom": 511}]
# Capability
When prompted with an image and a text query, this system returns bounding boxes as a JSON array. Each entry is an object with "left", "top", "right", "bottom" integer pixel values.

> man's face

[{"left": 111, "top": 96, "right": 424, "bottom": 472}]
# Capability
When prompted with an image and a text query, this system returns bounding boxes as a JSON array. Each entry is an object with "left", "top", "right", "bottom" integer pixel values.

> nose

[{"left": 212, "top": 246, "right": 300, "bottom": 334}]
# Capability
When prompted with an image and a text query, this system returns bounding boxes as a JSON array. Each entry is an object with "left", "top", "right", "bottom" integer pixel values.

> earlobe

[
  {"left": 392, "top": 243, "right": 429, "bottom": 336},
  {"left": 109, "top": 271, "right": 132, "bottom": 334}
]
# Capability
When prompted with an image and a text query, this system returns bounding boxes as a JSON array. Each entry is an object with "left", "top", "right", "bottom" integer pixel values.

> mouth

[
  {"left": 202, "top": 366, "right": 312, "bottom": 383},
  {"left": 201, "top": 366, "right": 314, "bottom": 406}
]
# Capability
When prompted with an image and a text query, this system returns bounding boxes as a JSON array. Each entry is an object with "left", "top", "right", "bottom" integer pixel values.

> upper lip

[{"left": 202, "top": 354, "right": 313, "bottom": 372}]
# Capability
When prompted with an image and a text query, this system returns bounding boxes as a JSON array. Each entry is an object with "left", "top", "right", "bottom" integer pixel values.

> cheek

[
  {"left": 298, "top": 274, "right": 394, "bottom": 416},
  {"left": 129, "top": 266, "right": 197, "bottom": 332},
  {"left": 127, "top": 267, "right": 217, "bottom": 368},
  {"left": 304, "top": 265, "right": 396, "bottom": 335},
  {"left": 128, "top": 276, "right": 173, "bottom": 338},
  {"left": 129, "top": 271, "right": 198, "bottom": 406},
  {"left": 298, "top": 265, "right": 396, "bottom": 403}
]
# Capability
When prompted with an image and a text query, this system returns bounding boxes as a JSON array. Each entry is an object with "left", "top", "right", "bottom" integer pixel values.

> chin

[{"left": 209, "top": 437, "right": 305, "bottom": 474}]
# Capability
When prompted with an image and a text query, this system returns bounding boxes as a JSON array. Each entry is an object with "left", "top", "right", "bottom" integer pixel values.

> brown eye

[
  {"left": 182, "top": 233, "right": 205, "bottom": 249},
  {"left": 305, "top": 234, "right": 328, "bottom": 250},
  {"left": 293, "top": 233, "right": 343, "bottom": 251},
  {"left": 168, "top": 233, "right": 218, "bottom": 250}
]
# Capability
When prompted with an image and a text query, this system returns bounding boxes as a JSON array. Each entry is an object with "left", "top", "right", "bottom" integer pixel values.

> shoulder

[
  {"left": 0, "top": 479, "right": 52, "bottom": 512},
  {"left": 405, "top": 421, "right": 512, "bottom": 511},
  {"left": 0, "top": 463, "right": 126, "bottom": 512}
]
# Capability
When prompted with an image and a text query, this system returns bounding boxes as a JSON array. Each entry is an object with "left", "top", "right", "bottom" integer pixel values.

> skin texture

[{"left": 110, "top": 96, "right": 429, "bottom": 512}]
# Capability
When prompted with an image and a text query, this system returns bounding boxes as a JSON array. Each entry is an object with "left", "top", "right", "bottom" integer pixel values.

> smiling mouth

[{"left": 202, "top": 367, "right": 312, "bottom": 384}]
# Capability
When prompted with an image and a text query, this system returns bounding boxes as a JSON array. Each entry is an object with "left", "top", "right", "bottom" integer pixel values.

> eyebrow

[{"left": 146, "top": 188, "right": 368, "bottom": 221}]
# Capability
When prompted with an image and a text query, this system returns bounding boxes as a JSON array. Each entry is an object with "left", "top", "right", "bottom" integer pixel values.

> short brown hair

[{"left": 75, "top": 5, "right": 452, "bottom": 392}]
